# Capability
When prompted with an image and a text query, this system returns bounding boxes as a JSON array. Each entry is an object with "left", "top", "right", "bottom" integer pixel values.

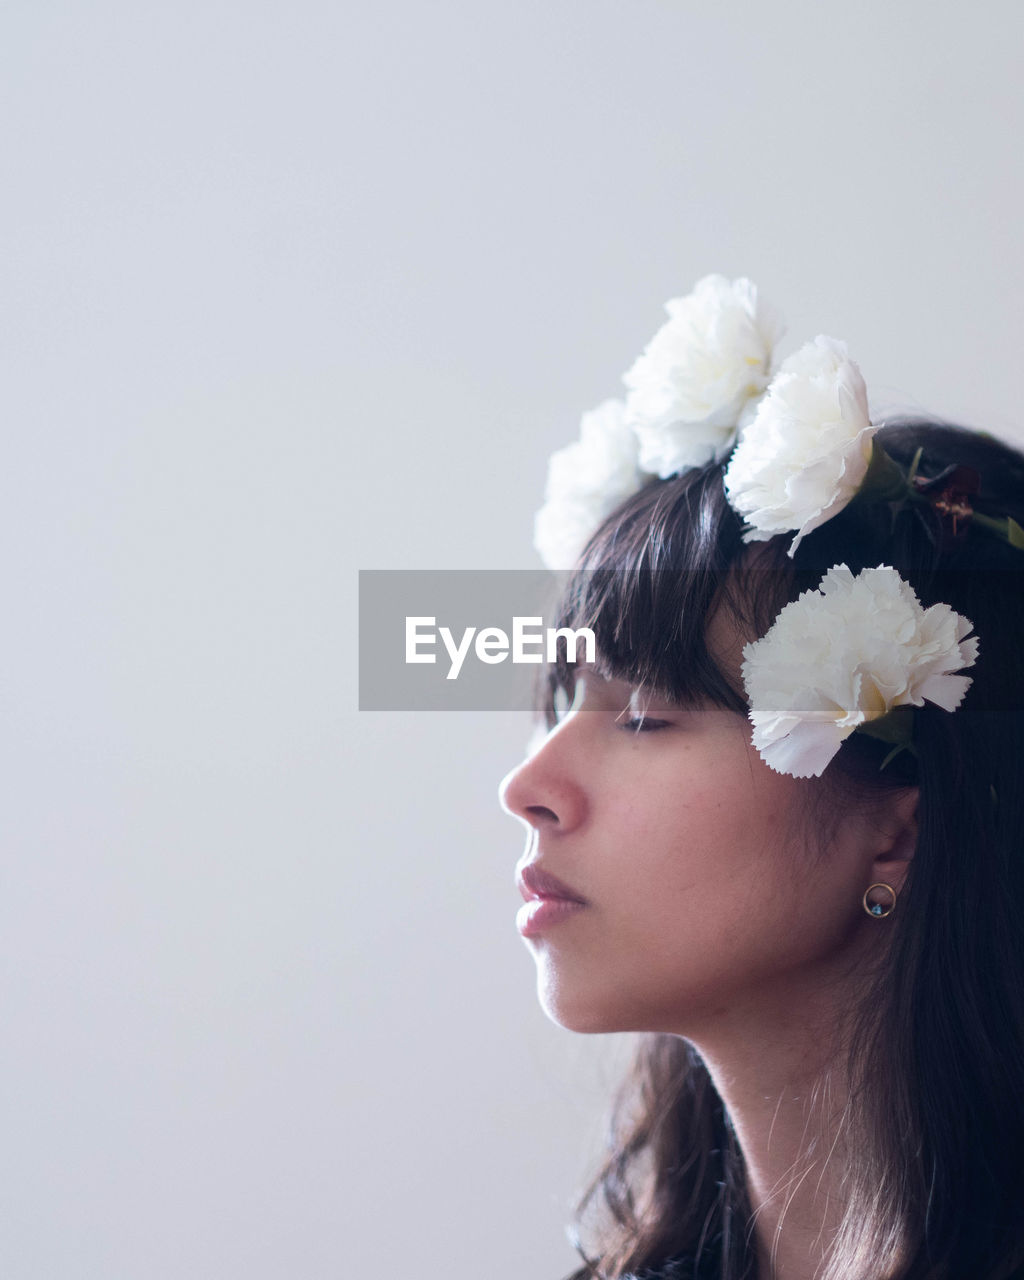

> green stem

[{"left": 853, "top": 445, "right": 1024, "bottom": 551}]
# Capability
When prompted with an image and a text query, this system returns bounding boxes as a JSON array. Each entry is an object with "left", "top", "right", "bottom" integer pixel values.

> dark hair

[{"left": 548, "top": 421, "right": 1024, "bottom": 1280}]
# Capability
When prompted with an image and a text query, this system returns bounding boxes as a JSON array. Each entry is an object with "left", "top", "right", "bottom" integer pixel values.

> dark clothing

[
  {"left": 631, "top": 1236, "right": 723, "bottom": 1280},
  {"left": 631, "top": 1262, "right": 704, "bottom": 1280}
]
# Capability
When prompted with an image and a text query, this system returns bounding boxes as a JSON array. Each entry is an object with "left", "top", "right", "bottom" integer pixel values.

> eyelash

[{"left": 620, "top": 716, "right": 671, "bottom": 733}]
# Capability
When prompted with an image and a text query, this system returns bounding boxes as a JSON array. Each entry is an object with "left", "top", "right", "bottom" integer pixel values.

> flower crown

[{"left": 534, "top": 275, "right": 1021, "bottom": 778}]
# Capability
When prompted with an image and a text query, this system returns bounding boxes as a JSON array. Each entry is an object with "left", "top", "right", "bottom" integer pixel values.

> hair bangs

[{"left": 542, "top": 463, "right": 800, "bottom": 723}]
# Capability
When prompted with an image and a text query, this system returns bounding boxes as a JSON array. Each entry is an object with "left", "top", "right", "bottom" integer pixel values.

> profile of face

[{"left": 499, "top": 651, "right": 914, "bottom": 1042}]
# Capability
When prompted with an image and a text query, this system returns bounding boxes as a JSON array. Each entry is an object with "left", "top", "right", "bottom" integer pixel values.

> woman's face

[{"left": 499, "top": 663, "right": 882, "bottom": 1040}]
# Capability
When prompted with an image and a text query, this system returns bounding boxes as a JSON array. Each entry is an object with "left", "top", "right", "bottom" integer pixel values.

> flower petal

[
  {"left": 742, "top": 564, "right": 978, "bottom": 777},
  {"left": 624, "top": 275, "right": 783, "bottom": 479},
  {"left": 724, "top": 337, "right": 875, "bottom": 554}
]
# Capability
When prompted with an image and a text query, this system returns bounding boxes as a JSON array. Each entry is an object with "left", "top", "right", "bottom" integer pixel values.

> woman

[{"left": 499, "top": 277, "right": 1024, "bottom": 1279}]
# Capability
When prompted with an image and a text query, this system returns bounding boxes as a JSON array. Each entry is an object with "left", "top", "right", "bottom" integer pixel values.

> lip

[
  {"left": 516, "top": 862, "right": 588, "bottom": 906},
  {"left": 516, "top": 896, "right": 587, "bottom": 937},
  {"left": 515, "top": 862, "right": 589, "bottom": 938}
]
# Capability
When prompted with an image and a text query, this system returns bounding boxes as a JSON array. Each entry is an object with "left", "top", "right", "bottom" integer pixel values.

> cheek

[
  {"left": 634, "top": 776, "right": 797, "bottom": 884},
  {"left": 601, "top": 808, "right": 780, "bottom": 962},
  {"left": 626, "top": 794, "right": 826, "bottom": 965}
]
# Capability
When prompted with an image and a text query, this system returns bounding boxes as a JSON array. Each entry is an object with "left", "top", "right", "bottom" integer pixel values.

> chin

[
  {"left": 535, "top": 968, "right": 723, "bottom": 1038},
  {"left": 536, "top": 973, "right": 642, "bottom": 1035}
]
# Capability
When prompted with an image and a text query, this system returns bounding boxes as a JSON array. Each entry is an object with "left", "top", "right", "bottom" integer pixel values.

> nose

[{"left": 498, "top": 721, "right": 587, "bottom": 834}]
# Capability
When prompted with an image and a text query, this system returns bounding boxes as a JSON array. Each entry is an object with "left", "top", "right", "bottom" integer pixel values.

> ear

[{"left": 867, "top": 787, "right": 918, "bottom": 897}]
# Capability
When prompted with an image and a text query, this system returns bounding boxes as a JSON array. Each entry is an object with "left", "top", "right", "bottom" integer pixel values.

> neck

[{"left": 685, "top": 967, "right": 859, "bottom": 1280}]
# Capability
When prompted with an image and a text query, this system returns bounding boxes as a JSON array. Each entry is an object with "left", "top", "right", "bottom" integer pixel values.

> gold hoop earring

[{"left": 863, "top": 882, "right": 897, "bottom": 918}]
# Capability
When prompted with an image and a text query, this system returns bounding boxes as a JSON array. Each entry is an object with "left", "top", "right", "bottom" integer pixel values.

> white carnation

[
  {"left": 741, "top": 564, "right": 979, "bottom": 778},
  {"left": 533, "top": 399, "right": 645, "bottom": 570},
  {"left": 724, "top": 335, "right": 876, "bottom": 555},
  {"left": 623, "top": 274, "right": 784, "bottom": 478}
]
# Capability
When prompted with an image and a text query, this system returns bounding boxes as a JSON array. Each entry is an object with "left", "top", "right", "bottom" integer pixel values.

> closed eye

[{"left": 619, "top": 716, "right": 671, "bottom": 733}]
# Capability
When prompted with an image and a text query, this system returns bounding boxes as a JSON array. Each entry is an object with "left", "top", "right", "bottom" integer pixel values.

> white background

[{"left": 3, "top": 3, "right": 1023, "bottom": 1277}]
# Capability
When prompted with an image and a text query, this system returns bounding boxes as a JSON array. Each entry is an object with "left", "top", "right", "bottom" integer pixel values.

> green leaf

[
  {"left": 879, "top": 743, "right": 910, "bottom": 771},
  {"left": 856, "top": 705, "right": 915, "bottom": 746},
  {"left": 1007, "top": 517, "right": 1024, "bottom": 549},
  {"left": 855, "top": 444, "right": 911, "bottom": 505}
]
